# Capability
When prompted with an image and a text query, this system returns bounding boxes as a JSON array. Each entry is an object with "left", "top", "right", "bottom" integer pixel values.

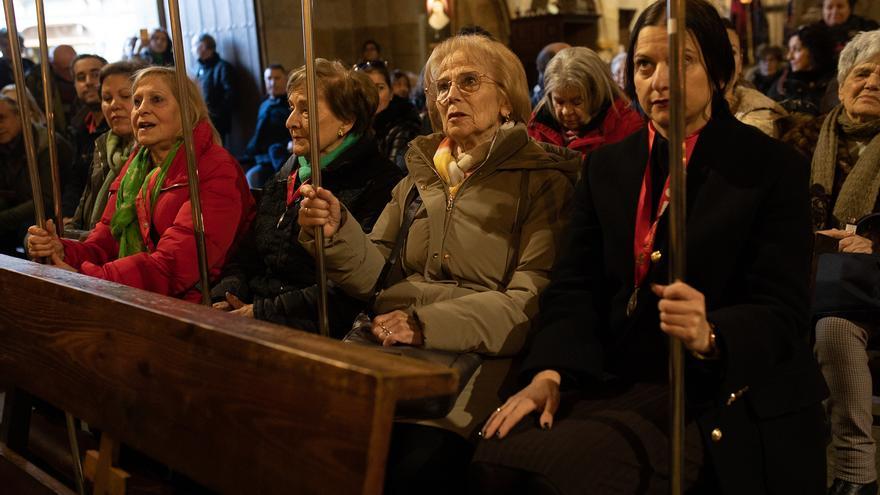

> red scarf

[{"left": 632, "top": 123, "right": 700, "bottom": 288}]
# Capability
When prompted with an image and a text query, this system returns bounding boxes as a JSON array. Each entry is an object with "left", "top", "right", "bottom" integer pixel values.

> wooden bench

[{"left": 0, "top": 255, "right": 457, "bottom": 494}]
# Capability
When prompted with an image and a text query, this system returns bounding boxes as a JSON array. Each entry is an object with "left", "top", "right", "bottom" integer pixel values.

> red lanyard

[
  {"left": 632, "top": 123, "right": 699, "bottom": 288},
  {"left": 285, "top": 169, "right": 309, "bottom": 208}
]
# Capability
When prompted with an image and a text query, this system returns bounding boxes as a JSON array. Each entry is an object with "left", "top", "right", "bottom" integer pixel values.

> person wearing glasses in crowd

[
  {"left": 355, "top": 60, "right": 422, "bottom": 171},
  {"left": 527, "top": 46, "right": 643, "bottom": 156},
  {"left": 472, "top": 1, "right": 827, "bottom": 493},
  {"left": 298, "top": 34, "right": 580, "bottom": 495}
]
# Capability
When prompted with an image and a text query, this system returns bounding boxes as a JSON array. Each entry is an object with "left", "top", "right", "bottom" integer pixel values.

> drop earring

[
  {"left": 337, "top": 127, "right": 345, "bottom": 137},
  {"left": 501, "top": 113, "right": 514, "bottom": 129}
]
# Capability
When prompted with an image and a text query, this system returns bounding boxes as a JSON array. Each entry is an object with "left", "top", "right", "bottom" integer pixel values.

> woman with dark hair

[
  {"left": 472, "top": 0, "right": 827, "bottom": 493},
  {"left": 139, "top": 28, "right": 174, "bottom": 67},
  {"left": 355, "top": 60, "right": 422, "bottom": 170},
  {"left": 769, "top": 23, "right": 837, "bottom": 115},
  {"left": 817, "top": 0, "right": 878, "bottom": 56},
  {"left": 210, "top": 59, "right": 402, "bottom": 334},
  {"left": 68, "top": 61, "right": 142, "bottom": 235}
]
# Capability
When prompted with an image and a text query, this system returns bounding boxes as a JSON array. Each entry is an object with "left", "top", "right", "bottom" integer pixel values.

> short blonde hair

[
  {"left": 1, "top": 84, "right": 46, "bottom": 126},
  {"left": 423, "top": 35, "right": 531, "bottom": 132},
  {"left": 131, "top": 66, "right": 220, "bottom": 144},
  {"left": 538, "top": 47, "right": 624, "bottom": 123}
]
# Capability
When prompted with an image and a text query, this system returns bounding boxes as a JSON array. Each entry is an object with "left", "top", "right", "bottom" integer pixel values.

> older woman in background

[
  {"left": 806, "top": 29, "right": 880, "bottom": 495},
  {"left": 299, "top": 34, "right": 579, "bottom": 495},
  {"left": 27, "top": 66, "right": 254, "bottom": 301},
  {"left": 68, "top": 61, "right": 140, "bottom": 234},
  {"left": 211, "top": 59, "right": 402, "bottom": 334},
  {"left": 0, "top": 86, "right": 72, "bottom": 256},
  {"left": 527, "top": 47, "right": 643, "bottom": 156}
]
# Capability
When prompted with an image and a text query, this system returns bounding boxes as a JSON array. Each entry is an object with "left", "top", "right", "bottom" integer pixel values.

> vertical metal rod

[
  {"left": 2, "top": 0, "right": 45, "bottom": 230},
  {"left": 64, "top": 413, "right": 86, "bottom": 495},
  {"left": 34, "top": 0, "right": 64, "bottom": 237},
  {"left": 166, "top": 0, "right": 212, "bottom": 306},
  {"left": 301, "top": 0, "right": 331, "bottom": 337},
  {"left": 666, "top": 0, "right": 687, "bottom": 493}
]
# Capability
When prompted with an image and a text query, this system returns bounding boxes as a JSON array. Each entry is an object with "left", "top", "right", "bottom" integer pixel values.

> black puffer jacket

[
  {"left": 373, "top": 95, "right": 421, "bottom": 172},
  {"left": 211, "top": 135, "right": 403, "bottom": 335}
]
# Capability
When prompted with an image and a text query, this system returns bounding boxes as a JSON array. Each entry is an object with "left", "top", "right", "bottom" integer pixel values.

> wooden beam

[{"left": 0, "top": 255, "right": 457, "bottom": 495}]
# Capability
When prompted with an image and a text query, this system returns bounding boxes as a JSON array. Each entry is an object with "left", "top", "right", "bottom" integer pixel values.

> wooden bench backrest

[{"left": 0, "top": 255, "right": 457, "bottom": 494}]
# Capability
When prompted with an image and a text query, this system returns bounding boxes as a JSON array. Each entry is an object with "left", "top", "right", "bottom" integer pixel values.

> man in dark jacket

[
  {"left": 243, "top": 64, "right": 290, "bottom": 187},
  {"left": 63, "top": 54, "right": 108, "bottom": 220},
  {"left": 194, "top": 33, "right": 234, "bottom": 145}
]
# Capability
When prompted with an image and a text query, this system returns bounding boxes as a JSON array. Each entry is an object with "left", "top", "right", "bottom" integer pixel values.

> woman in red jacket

[
  {"left": 27, "top": 66, "right": 254, "bottom": 302},
  {"left": 527, "top": 46, "right": 644, "bottom": 156}
]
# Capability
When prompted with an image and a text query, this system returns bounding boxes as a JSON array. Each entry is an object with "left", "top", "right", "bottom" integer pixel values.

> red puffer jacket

[
  {"left": 527, "top": 98, "right": 644, "bottom": 156},
  {"left": 62, "top": 120, "right": 256, "bottom": 302}
]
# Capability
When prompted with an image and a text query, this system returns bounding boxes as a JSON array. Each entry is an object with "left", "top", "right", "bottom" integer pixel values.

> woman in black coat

[
  {"left": 211, "top": 59, "right": 402, "bottom": 336},
  {"left": 473, "top": 1, "right": 828, "bottom": 493}
]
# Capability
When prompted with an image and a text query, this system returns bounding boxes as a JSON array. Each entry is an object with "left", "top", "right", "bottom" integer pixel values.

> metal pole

[
  {"left": 301, "top": 0, "right": 331, "bottom": 337},
  {"left": 4, "top": 3, "right": 85, "bottom": 494},
  {"left": 166, "top": 0, "right": 212, "bottom": 306},
  {"left": 2, "top": 0, "right": 45, "bottom": 230},
  {"left": 666, "top": 0, "right": 687, "bottom": 493},
  {"left": 34, "top": 0, "right": 64, "bottom": 237}
]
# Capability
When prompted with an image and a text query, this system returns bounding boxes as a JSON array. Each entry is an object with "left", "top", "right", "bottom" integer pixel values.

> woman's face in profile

[
  {"left": 367, "top": 72, "right": 392, "bottom": 115},
  {"left": 632, "top": 25, "right": 713, "bottom": 136},
  {"left": 285, "top": 89, "right": 349, "bottom": 157},
  {"left": 787, "top": 35, "right": 813, "bottom": 72}
]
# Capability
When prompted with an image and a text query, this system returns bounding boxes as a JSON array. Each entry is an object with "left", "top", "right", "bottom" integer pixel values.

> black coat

[
  {"left": 522, "top": 111, "right": 828, "bottom": 493},
  {"left": 196, "top": 53, "right": 235, "bottom": 138},
  {"left": 212, "top": 136, "right": 403, "bottom": 335}
]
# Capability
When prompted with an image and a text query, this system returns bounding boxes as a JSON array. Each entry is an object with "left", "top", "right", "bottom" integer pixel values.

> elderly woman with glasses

[
  {"left": 298, "top": 34, "right": 580, "bottom": 495},
  {"left": 796, "top": 29, "right": 880, "bottom": 495},
  {"left": 528, "top": 46, "right": 643, "bottom": 156}
]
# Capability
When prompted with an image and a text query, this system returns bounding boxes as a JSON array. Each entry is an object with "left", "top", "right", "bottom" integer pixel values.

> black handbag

[
  {"left": 343, "top": 172, "right": 530, "bottom": 419},
  {"left": 812, "top": 214, "right": 880, "bottom": 319}
]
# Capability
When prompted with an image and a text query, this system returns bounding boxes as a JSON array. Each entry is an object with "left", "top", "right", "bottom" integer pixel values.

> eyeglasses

[{"left": 432, "top": 72, "right": 497, "bottom": 101}]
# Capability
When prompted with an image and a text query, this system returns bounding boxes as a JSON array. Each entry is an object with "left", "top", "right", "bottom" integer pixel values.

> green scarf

[
  {"left": 296, "top": 133, "right": 359, "bottom": 182},
  {"left": 110, "top": 141, "right": 182, "bottom": 258}
]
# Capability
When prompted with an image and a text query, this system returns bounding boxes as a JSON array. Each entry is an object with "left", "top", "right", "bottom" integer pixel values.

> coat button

[
  {"left": 432, "top": 253, "right": 438, "bottom": 259},
  {"left": 711, "top": 428, "right": 723, "bottom": 442},
  {"left": 443, "top": 254, "right": 450, "bottom": 260},
  {"left": 420, "top": 184, "right": 427, "bottom": 190},
  {"left": 650, "top": 250, "right": 662, "bottom": 263}
]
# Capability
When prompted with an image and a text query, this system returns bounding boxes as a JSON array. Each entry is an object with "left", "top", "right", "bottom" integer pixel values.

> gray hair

[
  {"left": 837, "top": 29, "right": 880, "bottom": 85},
  {"left": 538, "top": 46, "right": 624, "bottom": 123}
]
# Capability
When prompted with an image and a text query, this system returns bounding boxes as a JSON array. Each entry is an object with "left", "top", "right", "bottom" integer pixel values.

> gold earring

[{"left": 337, "top": 127, "right": 345, "bottom": 137}]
